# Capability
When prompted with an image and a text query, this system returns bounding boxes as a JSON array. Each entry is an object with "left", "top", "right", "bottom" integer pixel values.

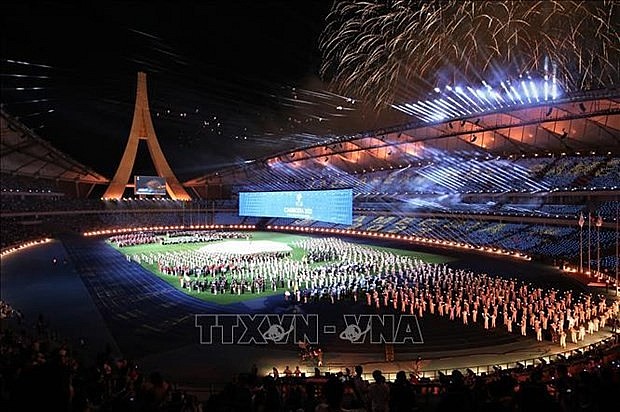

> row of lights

[
  {"left": 83, "top": 224, "right": 256, "bottom": 237},
  {"left": 265, "top": 225, "right": 531, "bottom": 261},
  {"left": 0, "top": 238, "right": 52, "bottom": 258},
  {"left": 83, "top": 223, "right": 531, "bottom": 261},
  {"left": 554, "top": 186, "right": 619, "bottom": 192},
  {"left": 420, "top": 209, "right": 612, "bottom": 220},
  {"left": 561, "top": 265, "right": 618, "bottom": 283},
  {"left": 509, "top": 151, "right": 613, "bottom": 159},
  {"left": 460, "top": 185, "right": 619, "bottom": 194},
  {"left": 353, "top": 187, "right": 615, "bottom": 196},
  {"left": 2, "top": 189, "right": 55, "bottom": 193}
]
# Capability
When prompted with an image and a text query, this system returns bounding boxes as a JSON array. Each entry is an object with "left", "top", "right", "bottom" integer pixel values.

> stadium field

[{"left": 108, "top": 231, "right": 452, "bottom": 304}]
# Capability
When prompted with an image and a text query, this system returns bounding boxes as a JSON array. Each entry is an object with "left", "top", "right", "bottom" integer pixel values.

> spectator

[
  {"left": 390, "top": 370, "right": 417, "bottom": 412},
  {"left": 316, "top": 375, "right": 344, "bottom": 412},
  {"left": 352, "top": 364, "right": 369, "bottom": 407},
  {"left": 140, "top": 371, "right": 171, "bottom": 411},
  {"left": 341, "top": 380, "right": 366, "bottom": 411},
  {"left": 437, "top": 370, "right": 473, "bottom": 412},
  {"left": 517, "top": 369, "right": 557, "bottom": 412},
  {"left": 368, "top": 369, "right": 390, "bottom": 412}
]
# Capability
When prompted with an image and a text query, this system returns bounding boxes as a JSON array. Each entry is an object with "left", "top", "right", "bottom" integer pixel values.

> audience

[
  {"left": 0, "top": 300, "right": 201, "bottom": 412},
  {"left": 202, "top": 344, "right": 620, "bottom": 412}
]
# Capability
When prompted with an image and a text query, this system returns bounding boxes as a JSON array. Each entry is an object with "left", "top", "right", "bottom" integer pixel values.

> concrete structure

[{"left": 103, "top": 72, "right": 191, "bottom": 200}]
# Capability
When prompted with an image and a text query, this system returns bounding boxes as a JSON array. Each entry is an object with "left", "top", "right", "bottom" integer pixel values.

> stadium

[{"left": 1, "top": 2, "right": 619, "bottom": 411}]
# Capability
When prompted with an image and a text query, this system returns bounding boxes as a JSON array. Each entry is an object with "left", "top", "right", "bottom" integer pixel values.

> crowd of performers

[
  {"left": 109, "top": 232, "right": 159, "bottom": 247},
  {"left": 110, "top": 230, "right": 249, "bottom": 248},
  {"left": 155, "top": 250, "right": 294, "bottom": 294},
  {"left": 129, "top": 236, "right": 618, "bottom": 349}
]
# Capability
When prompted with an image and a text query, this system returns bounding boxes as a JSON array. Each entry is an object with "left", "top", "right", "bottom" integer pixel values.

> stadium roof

[
  {"left": 185, "top": 90, "right": 620, "bottom": 186},
  {"left": 1, "top": 109, "right": 109, "bottom": 184}
]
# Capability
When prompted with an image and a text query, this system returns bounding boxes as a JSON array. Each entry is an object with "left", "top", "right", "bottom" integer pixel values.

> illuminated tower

[{"left": 103, "top": 72, "right": 191, "bottom": 200}]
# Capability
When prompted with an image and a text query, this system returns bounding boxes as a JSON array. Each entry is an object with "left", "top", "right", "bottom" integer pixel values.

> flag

[{"left": 578, "top": 213, "right": 584, "bottom": 228}]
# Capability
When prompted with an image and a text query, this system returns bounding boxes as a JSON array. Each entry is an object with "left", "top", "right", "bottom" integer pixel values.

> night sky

[{"left": 1, "top": 1, "right": 406, "bottom": 180}]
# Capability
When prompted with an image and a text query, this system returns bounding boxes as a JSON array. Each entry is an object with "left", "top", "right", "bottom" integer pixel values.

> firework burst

[{"left": 319, "top": 1, "right": 620, "bottom": 107}]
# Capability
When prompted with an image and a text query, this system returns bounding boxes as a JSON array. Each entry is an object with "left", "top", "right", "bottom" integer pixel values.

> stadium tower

[{"left": 103, "top": 72, "right": 191, "bottom": 200}]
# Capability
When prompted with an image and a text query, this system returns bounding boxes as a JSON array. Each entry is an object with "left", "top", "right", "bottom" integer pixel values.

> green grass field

[{"left": 109, "top": 231, "right": 452, "bottom": 305}]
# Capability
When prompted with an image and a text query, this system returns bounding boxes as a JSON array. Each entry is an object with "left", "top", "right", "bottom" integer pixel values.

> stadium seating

[{"left": 1, "top": 154, "right": 618, "bottom": 273}]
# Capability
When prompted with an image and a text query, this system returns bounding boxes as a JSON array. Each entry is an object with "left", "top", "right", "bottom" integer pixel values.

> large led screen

[
  {"left": 134, "top": 176, "right": 167, "bottom": 196},
  {"left": 239, "top": 189, "right": 352, "bottom": 225}
]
